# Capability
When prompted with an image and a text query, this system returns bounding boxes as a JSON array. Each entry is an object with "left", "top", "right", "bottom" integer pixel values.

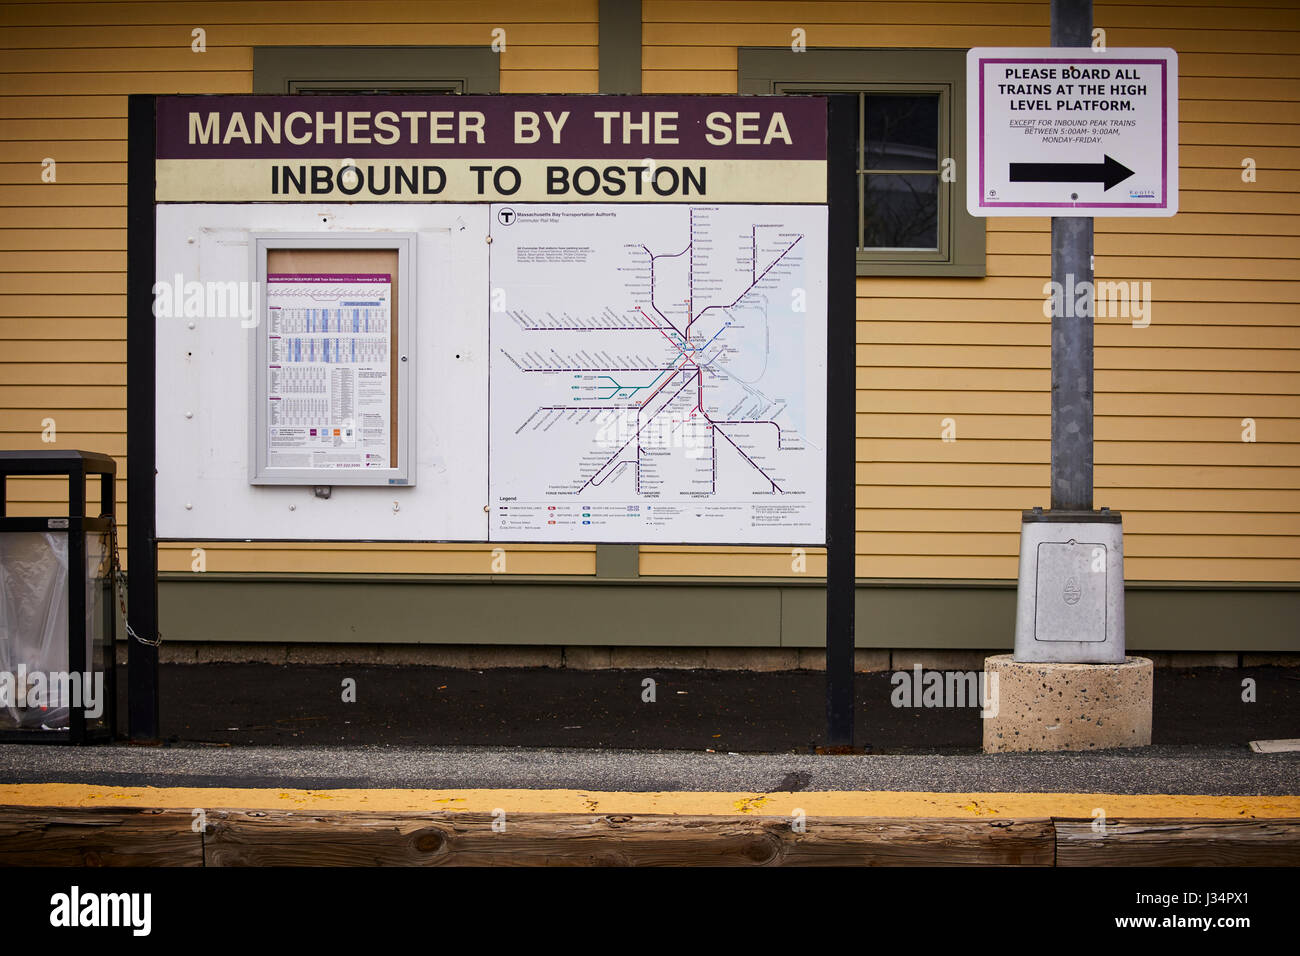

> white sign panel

[
  {"left": 967, "top": 47, "right": 1178, "bottom": 216},
  {"left": 487, "top": 203, "right": 827, "bottom": 544}
]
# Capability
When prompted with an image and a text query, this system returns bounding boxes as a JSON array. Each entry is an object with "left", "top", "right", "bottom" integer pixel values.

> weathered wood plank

[
  {"left": 1056, "top": 818, "right": 1300, "bottom": 867},
  {"left": 204, "top": 811, "right": 1055, "bottom": 866},
  {"left": 0, "top": 806, "right": 203, "bottom": 867}
]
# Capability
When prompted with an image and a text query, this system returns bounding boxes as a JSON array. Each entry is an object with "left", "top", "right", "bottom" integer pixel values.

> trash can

[{"left": 0, "top": 451, "right": 117, "bottom": 743}]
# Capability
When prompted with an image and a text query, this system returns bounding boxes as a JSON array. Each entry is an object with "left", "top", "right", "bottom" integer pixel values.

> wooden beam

[
  {"left": 0, "top": 807, "right": 202, "bottom": 867},
  {"left": 5, "top": 806, "right": 1295, "bottom": 866},
  {"left": 204, "top": 810, "right": 1052, "bottom": 866},
  {"left": 1056, "top": 817, "right": 1300, "bottom": 866}
]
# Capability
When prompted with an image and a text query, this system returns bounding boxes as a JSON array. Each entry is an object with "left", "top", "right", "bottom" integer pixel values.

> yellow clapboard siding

[
  {"left": 1181, "top": 78, "right": 1300, "bottom": 102},
  {"left": 500, "top": 71, "right": 598, "bottom": 93},
  {"left": 641, "top": 71, "right": 735, "bottom": 94},
  {"left": 1178, "top": 52, "right": 1300, "bottom": 80},
  {"left": 0, "top": 409, "right": 125, "bottom": 430},
  {"left": 1183, "top": 100, "right": 1300, "bottom": 125},
  {"left": 0, "top": 142, "right": 126, "bottom": 162},
  {"left": 849, "top": 532, "right": 1299, "bottom": 560},
  {"left": 0, "top": 274, "right": 123, "bottom": 293},
  {"left": 0, "top": 363, "right": 123, "bottom": 385},
  {"left": 0, "top": 186, "right": 125, "bottom": 207},
  {"left": 644, "top": 1, "right": 1048, "bottom": 26},
  {"left": 0, "top": 24, "right": 601, "bottom": 49},
  {"left": 993, "top": 232, "right": 1300, "bottom": 259},
  {"left": 0, "top": 432, "right": 125, "bottom": 454},
  {"left": 991, "top": 254, "right": 1300, "bottom": 280},
  {"left": 0, "top": 294, "right": 125, "bottom": 316},
  {"left": 637, "top": 552, "right": 1299, "bottom": 583},
  {"left": 858, "top": 414, "right": 1300, "bottom": 443},
  {"left": 854, "top": 485, "right": 1300, "bottom": 513},
  {"left": 500, "top": 47, "right": 600, "bottom": 70},
  {"left": 856, "top": 298, "right": 1300, "bottom": 325},
  {"left": 158, "top": 541, "right": 595, "bottom": 556},
  {"left": 857, "top": 322, "right": 1300, "bottom": 350},
  {"left": 0, "top": 250, "right": 124, "bottom": 271},
  {"left": 1, "top": 44, "right": 598, "bottom": 73},
  {"left": 0, "top": 97, "right": 129, "bottom": 120},
  {"left": 856, "top": 390, "right": 1300, "bottom": 418},
  {"left": 3, "top": 1, "right": 599, "bottom": 27},
  {"left": 0, "top": 162, "right": 122, "bottom": 186},
  {"left": 856, "top": 367, "right": 1300, "bottom": 395},
  {"left": 1180, "top": 146, "right": 1300, "bottom": 170},
  {"left": 859, "top": 344, "right": 1300, "bottom": 373},
  {"left": 1180, "top": 123, "right": 1300, "bottom": 148},
  {"left": 0, "top": 48, "right": 254, "bottom": 72},
  {"left": 855, "top": 438, "right": 1300, "bottom": 468},
  {"left": 156, "top": 546, "right": 597, "bottom": 576},
  {"left": 0, "top": 72, "right": 252, "bottom": 95},
  {"left": 855, "top": 509, "right": 1300, "bottom": 537},
  {"left": 0, "top": 208, "right": 123, "bottom": 228},
  {"left": 0, "top": 386, "right": 123, "bottom": 407},
  {"left": 0, "top": 228, "right": 124, "bottom": 250},
  {"left": 0, "top": 118, "right": 125, "bottom": 140},
  {"left": 858, "top": 461, "right": 1298, "bottom": 490},
  {"left": 0, "top": 340, "right": 126, "bottom": 362},
  {"left": 1092, "top": 213, "right": 1300, "bottom": 236},
  {"left": 0, "top": 318, "right": 125, "bottom": 337},
  {"left": 857, "top": 276, "right": 1299, "bottom": 303},
  {"left": 642, "top": 46, "right": 736, "bottom": 70},
  {"left": 642, "top": 24, "right": 1299, "bottom": 55},
  {"left": 644, "top": 1, "right": 1300, "bottom": 32}
]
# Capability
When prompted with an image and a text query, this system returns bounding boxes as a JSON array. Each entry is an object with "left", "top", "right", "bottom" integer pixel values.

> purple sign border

[{"left": 977, "top": 57, "right": 1169, "bottom": 210}]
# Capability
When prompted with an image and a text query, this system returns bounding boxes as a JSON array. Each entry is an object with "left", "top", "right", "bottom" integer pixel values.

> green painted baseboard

[{"left": 154, "top": 575, "right": 1300, "bottom": 652}]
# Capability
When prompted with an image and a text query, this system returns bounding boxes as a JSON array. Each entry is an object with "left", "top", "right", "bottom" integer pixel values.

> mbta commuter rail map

[{"left": 487, "top": 203, "right": 827, "bottom": 544}]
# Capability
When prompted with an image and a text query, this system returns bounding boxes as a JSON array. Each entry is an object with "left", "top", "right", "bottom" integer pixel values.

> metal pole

[
  {"left": 825, "top": 94, "right": 858, "bottom": 747},
  {"left": 1050, "top": 0, "right": 1094, "bottom": 512},
  {"left": 127, "top": 94, "right": 161, "bottom": 742}
]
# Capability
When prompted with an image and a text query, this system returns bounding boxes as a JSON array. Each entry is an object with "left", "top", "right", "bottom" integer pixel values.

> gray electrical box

[{"left": 1013, "top": 508, "right": 1125, "bottom": 663}]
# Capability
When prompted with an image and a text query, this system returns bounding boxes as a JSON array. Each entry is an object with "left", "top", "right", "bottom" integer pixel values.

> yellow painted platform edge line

[{"left": 2, "top": 783, "right": 1298, "bottom": 819}]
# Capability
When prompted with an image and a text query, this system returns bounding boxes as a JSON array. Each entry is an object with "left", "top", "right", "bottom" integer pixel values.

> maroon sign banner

[{"left": 155, "top": 94, "right": 828, "bottom": 203}]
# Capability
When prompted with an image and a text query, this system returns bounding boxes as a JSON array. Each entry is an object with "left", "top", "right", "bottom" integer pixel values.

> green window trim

[
  {"left": 739, "top": 47, "right": 985, "bottom": 278},
  {"left": 253, "top": 46, "right": 500, "bottom": 94}
]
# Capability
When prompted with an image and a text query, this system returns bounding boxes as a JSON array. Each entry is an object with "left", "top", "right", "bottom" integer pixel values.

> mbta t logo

[{"left": 497, "top": 207, "right": 516, "bottom": 225}]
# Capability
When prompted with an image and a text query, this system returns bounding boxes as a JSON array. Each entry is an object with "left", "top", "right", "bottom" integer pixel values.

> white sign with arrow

[{"left": 966, "top": 47, "right": 1178, "bottom": 217}]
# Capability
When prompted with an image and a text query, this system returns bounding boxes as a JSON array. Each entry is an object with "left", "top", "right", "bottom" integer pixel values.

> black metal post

[
  {"left": 1050, "top": 0, "right": 1095, "bottom": 512},
  {"left": 126, "top": 94, "right": 160, "bottom": 742},
  {"left": 825, "top": 95, "right": 858, "bottom": 747}
]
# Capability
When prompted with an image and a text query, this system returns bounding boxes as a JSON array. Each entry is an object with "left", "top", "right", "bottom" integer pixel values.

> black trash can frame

[{"left": 0, "top": 450, "right": 118, "bottom": 743}]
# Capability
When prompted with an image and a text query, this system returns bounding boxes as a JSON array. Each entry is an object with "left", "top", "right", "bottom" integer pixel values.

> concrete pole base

[{"left": 982, "top": 654, "right": 1153, "bottom": 753}]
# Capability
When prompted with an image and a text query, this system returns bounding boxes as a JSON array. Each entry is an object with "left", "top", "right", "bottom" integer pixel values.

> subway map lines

[{"left": 488, "top": 203, "right": 826, "bottom": 543}]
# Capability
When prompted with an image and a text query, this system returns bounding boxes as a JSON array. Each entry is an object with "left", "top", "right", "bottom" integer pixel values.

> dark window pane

[
  {"left": 865, "top": 95, "right": 939, "bottom": 170},
  {"left": 864, "top": 174, "right": 939, "bottom": 249}
]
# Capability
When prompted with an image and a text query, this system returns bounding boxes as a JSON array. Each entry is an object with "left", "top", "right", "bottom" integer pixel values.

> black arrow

[{"left": 1009, "top": 155, "right": 1135, "bottom": 191}]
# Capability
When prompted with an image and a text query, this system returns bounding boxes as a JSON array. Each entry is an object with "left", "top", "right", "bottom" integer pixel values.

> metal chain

[{"left": 107, "top": 516, "right": 162, "bottom": 647}]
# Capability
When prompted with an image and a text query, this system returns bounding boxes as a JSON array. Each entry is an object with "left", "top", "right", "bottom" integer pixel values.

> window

[
  {"left": 253, "top": 46, "right": 499, "bottom": 94},
  {"left": 740, "top": 48, "right": 984, "bottom": 277}
]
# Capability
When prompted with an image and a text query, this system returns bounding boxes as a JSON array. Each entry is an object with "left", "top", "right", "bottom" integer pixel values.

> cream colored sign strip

[{"left": 155, "top": 158, "right": 828, "bottom": 203}]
